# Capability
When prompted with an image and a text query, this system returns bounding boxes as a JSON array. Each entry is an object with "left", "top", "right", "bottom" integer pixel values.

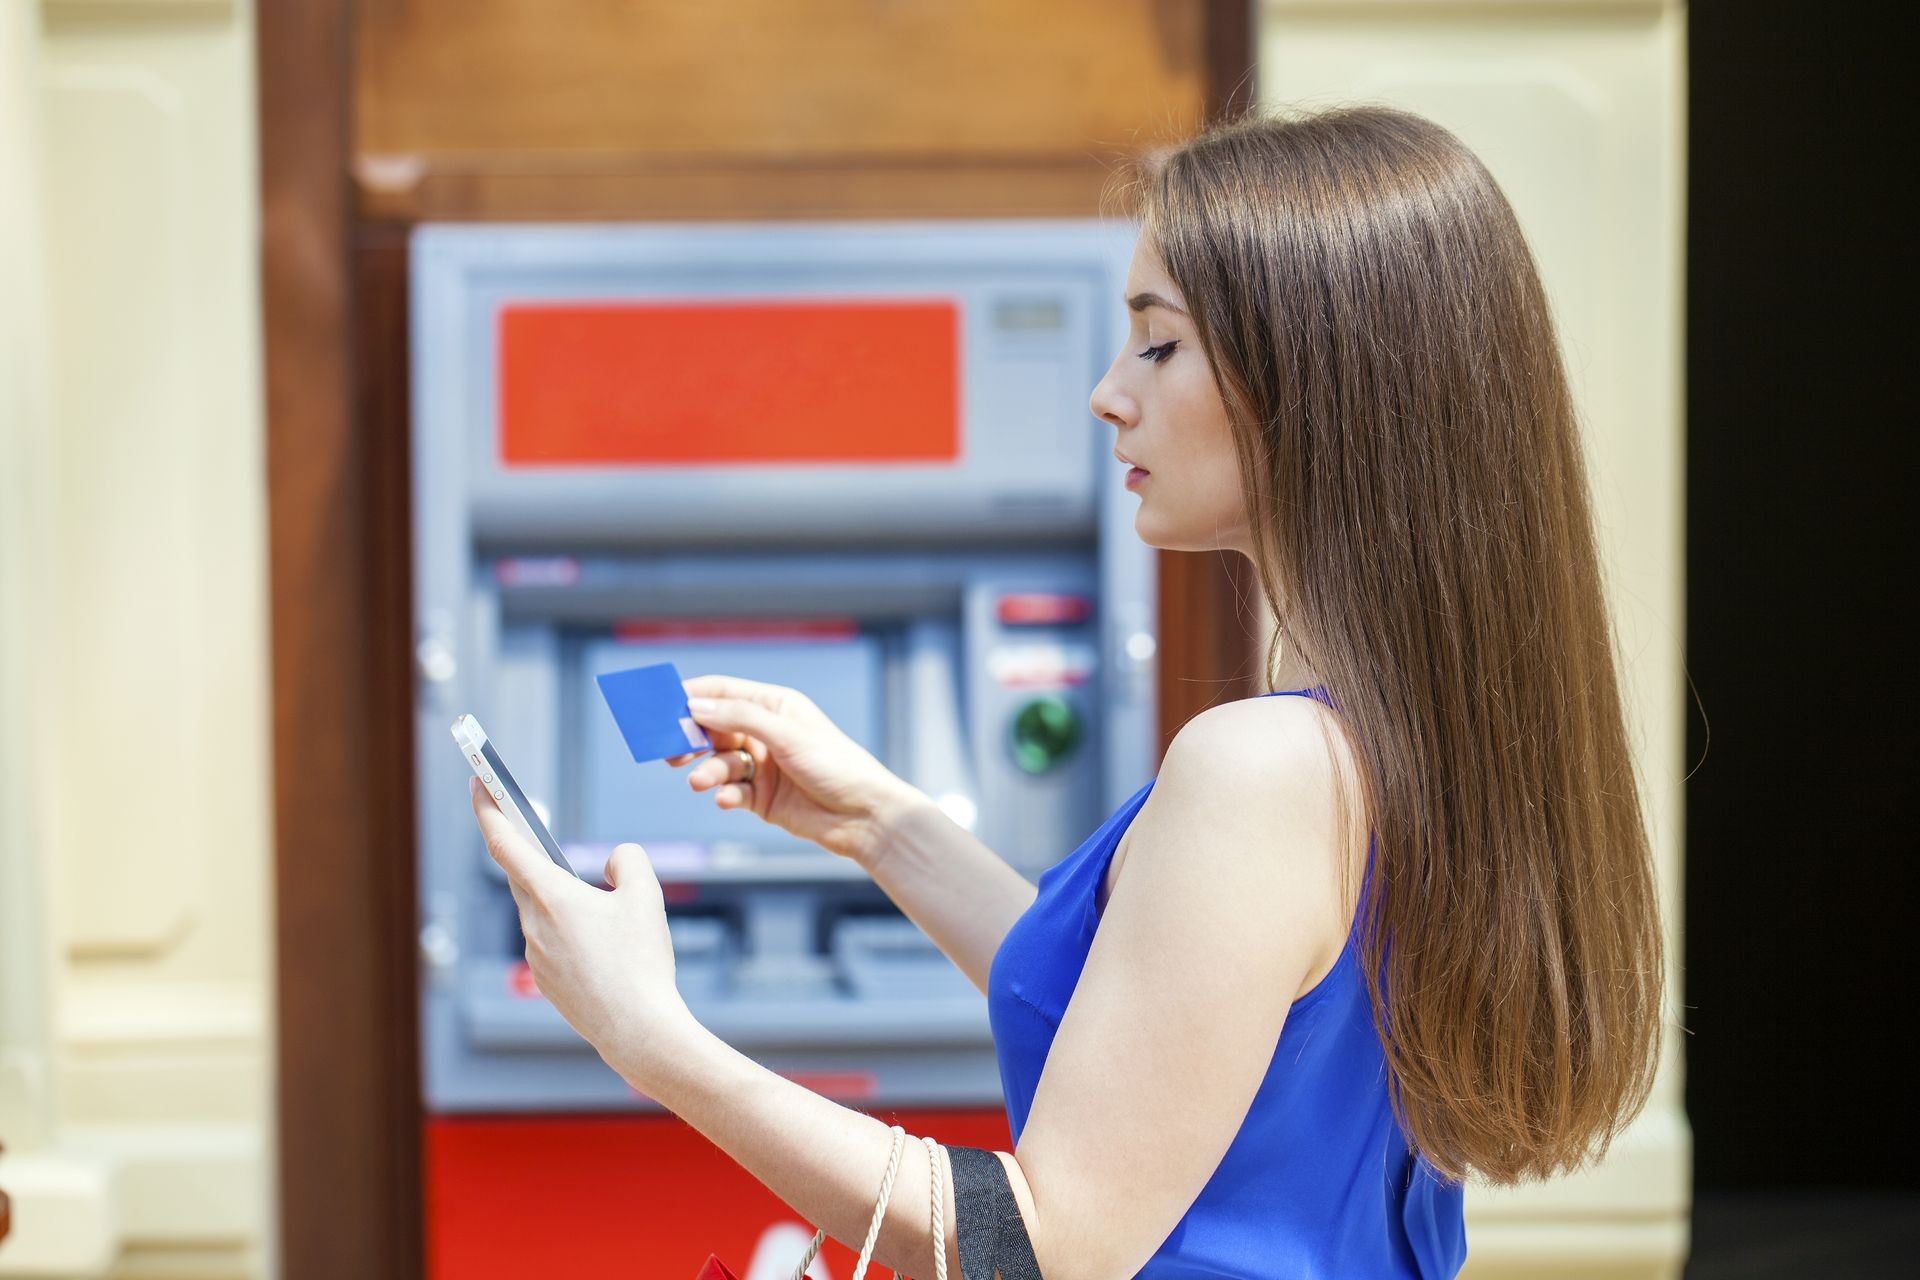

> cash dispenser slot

[{"left": 465, "top": 895, "right": 989, "bottom": 1053}]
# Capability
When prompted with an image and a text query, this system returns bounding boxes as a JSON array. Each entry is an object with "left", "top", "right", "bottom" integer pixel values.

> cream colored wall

[
  {"left": 0, "top": 1, "right": 274, "bottom": 1276},
  {"left": 2, "top": 0, "right": 67, "bottom": 1227},
  {"left": 1254, "top": 1, "right": 1688, "bottom": 1277}
]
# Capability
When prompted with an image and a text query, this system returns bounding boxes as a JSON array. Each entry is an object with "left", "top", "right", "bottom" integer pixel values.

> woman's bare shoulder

[
  {"left": 1106, "top": 693, "right": 1362, "bottom": 911},
  {"left": 1175, "top": 692, "right": 1361, "bottom": 804}
]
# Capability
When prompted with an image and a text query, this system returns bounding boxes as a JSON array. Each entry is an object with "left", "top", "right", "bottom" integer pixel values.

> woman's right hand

[{"left": 664, "top": 674, "right": 926, "bottom": 869}]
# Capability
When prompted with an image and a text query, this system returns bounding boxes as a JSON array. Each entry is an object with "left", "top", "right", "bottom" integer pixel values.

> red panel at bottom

[{"left": 425, "top": 1109, "right": 1013, "bottom": 1279}]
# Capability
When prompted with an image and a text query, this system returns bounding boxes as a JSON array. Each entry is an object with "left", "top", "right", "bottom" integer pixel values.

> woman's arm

[
  {"left": 860, "top": 790, "right": 1040, "bottom": 995},
  {"left": 624, "top": 1012, "right": 969, "bottom": 1276},
  {"left": 607, "top": 694, "right": 1352, "bottom": 1280}
]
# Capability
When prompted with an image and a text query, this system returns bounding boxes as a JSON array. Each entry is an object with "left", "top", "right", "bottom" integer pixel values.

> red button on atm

[{"left": 996, "top": 593, "right": 1093, "bottom": 626}]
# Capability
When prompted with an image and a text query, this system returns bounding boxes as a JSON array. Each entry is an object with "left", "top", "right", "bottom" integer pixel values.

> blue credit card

[{"left": 595, "top": 661, "right": 712, "bottom": 763}]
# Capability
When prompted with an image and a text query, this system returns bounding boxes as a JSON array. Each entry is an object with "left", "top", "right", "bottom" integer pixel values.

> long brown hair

[{"left": 1121, "top": 106, "right": 1664, "bottom": 1184}]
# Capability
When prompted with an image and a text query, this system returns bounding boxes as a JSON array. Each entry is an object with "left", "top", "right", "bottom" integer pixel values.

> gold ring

[{"left": 735, "top": 748, "right": 756, "bottom": 783}]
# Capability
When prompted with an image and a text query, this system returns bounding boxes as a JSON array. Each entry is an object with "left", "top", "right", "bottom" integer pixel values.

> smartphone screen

[{"left": 453, "top": 715, "right": 581, "bottom": 878}]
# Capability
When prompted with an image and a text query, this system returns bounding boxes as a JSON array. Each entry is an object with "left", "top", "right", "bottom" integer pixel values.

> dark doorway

[{"left": 1685, "top": 0, "right": 1914, "bottom": 1271}]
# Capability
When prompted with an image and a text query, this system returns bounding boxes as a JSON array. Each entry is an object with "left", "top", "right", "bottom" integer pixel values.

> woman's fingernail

[{"left": 688, "top": 697, "right": 714, "bottom": 712}]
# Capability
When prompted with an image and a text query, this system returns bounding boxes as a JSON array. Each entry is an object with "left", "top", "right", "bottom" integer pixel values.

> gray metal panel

[
  {"left": 962, "top": 566, "right": 1104, "bottom": 877},
  {"left": 414, "top": 221, "right": 1132, "bottom": 546}
]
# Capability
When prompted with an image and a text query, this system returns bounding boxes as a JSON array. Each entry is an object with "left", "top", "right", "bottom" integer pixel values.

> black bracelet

[{"left": 946, "top": 1145, "right": 1044, "bottom": 1280}]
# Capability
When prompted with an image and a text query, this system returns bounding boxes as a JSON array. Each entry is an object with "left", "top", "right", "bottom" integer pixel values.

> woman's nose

[{"left": 1089, "top": 367, "right": 1134, "bottom": 429}]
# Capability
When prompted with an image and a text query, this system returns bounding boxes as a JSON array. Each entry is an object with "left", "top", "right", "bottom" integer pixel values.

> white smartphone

[{"left": 451, "top": 714, "right": 581, "bottom": 878}]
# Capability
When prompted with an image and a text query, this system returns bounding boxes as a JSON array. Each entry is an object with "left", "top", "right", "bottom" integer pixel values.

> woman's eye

[{"left": 1136, "top": 340, "right": 1179, "bottom": 364}]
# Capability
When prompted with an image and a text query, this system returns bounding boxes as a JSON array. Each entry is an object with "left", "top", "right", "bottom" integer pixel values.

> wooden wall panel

[
  {"left": 1156, "top": 551, "right": 1264, "bottom": 758},
  {"left": 353, "top": 0, "right": 1214, "bottom": 221},
  {"left": 356, "top": 0, "right": 1204, "bottom": 156}
]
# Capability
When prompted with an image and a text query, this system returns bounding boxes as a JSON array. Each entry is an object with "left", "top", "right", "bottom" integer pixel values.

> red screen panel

[
  {"left": 498, "top": 300, "right": 961, "bottom": 466},
  {"left": 424, "top": 1108, "right": 1013, "bottom": 1278}
]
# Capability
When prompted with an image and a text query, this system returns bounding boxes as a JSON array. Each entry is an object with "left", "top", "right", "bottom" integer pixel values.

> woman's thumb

[{"left": 604, "top": 842, "right": 655, "bottom": 892}]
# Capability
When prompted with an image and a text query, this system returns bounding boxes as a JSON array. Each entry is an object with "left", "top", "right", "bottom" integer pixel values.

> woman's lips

[{"left": 1125, "top": 467, "right": 1149, "bottom": 489}]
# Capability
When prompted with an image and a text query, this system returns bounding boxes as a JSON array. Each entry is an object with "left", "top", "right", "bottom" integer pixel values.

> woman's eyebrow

[{"left": 1126, "top": 291, "right": 1188, "bottom": 317}]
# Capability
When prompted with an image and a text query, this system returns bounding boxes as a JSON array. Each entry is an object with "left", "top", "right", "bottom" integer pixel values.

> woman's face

[{"left": 1089, "top": 235, "right": 1252, "bottom": 557}]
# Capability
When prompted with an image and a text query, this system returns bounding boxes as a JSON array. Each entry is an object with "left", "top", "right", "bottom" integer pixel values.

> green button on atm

[{"left": 1009, "top": 695, "right": 1082, "bottom": 774}]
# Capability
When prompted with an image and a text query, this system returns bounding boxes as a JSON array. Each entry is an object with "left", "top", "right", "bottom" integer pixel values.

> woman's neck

[{"left": 1269, "top": 651, "right": 1323, "bottom": 693}]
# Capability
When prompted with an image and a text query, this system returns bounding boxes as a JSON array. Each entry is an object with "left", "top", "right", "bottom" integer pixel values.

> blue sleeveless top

[{"left": 986, "top": 688, "right": 1467, "bottom": 1278}]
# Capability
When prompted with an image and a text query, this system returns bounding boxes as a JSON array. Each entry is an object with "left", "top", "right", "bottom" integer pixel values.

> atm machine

[{"left": 410, "top": 221, "right": 1154, "bottom": 1273}]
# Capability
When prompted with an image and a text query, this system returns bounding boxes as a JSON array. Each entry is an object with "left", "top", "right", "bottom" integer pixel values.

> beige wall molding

[
  {"left": 4, "top": 0, "right": 273, "bottom": 1275},
  {"left": 0, "top": 1153, "right": 117, "bottom": 1276},
  {"left": 3, "top": 0, "right": 61, "bottom": 1179},
  {"left": 42, "top": 1, "right": 236, "bottom": 15}
]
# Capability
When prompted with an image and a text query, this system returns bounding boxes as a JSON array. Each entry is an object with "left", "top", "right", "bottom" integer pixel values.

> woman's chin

[
  {"left": 1133, "top": 511, "right": 1248, "bottom": 557},
  {"left": 1130, "top": 507, "right": 1169, "bottom": 551}
]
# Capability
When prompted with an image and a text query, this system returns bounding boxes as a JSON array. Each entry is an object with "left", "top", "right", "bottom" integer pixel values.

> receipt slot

[{"left": 411, "top": 222, "right": 1155, "bottom": 1114}]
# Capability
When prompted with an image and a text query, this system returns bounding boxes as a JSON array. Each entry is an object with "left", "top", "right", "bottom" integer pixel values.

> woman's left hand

[{"left": 466, "top": 776, "right": 695, "bottom": 1074}]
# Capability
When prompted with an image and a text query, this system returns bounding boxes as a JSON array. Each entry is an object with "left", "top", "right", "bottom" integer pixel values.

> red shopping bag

[{"left": 692, "top": 1256, "right": 741, "bottom": 1280}]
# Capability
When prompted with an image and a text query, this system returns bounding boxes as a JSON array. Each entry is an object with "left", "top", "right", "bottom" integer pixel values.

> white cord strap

[
  {"left": 787, "top": 1124, "right": 949, "bottom": 1280},
  {"left": 788, "top": 1225, "right": 827, "bottom": 1280},
  {"left": 852, "top": 1124, "right": 909, "bottom": 1279},
  {"left": 925, "top": 1134, "right": 950, "bottom": 1280}
]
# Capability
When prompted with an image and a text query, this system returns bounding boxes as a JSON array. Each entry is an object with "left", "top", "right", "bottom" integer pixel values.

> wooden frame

[
  {"left": 263, "top": 5, "right": 1256, "bottom": 1276},
  {"left": 261, "top": 1, "right": 422, "bottom": 1275}
]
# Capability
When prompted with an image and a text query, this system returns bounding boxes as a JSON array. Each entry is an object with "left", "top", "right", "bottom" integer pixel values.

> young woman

[{"left": 469, "top": 106, "right": 1666, "bottom": 1278}]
